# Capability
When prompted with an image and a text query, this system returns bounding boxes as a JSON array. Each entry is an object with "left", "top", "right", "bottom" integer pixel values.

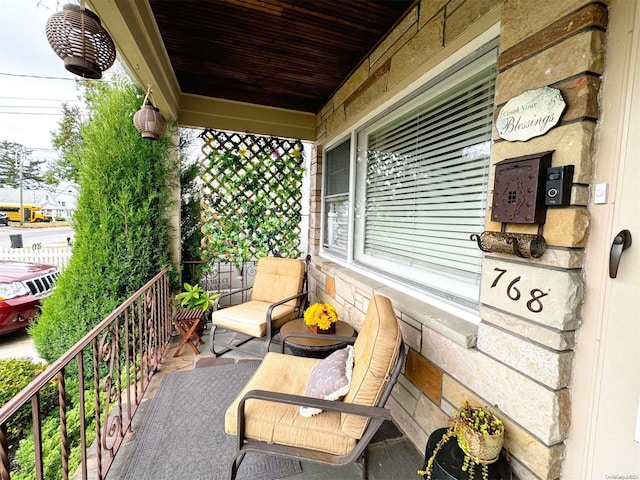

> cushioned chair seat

[
  {"left": 211, "top": 301, "right": 298, "bottom": 338},
  {"left": 225, "top": 352, "right": 357, "bottom": 455}
]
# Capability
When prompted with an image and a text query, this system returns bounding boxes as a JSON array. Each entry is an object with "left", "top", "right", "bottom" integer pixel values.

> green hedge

[{"left": 0, "top": 358, "right": 56, "bottom": 440}]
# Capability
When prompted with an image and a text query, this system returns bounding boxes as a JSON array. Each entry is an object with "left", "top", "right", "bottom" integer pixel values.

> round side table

[{"left": 280, "top": 318, "right": 355, "bottom": 358}]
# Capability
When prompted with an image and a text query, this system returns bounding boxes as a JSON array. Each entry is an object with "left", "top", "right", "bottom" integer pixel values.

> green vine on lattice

[{"left": 199, "top": 130, "right": 304, "bottom": 267}]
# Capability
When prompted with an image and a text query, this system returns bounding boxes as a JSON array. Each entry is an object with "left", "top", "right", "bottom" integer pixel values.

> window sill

[{"left": 312, "top": 256, "right": 478, "bottom": 349}]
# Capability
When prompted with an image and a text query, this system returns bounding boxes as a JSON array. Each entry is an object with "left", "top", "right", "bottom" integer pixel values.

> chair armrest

[
  {"left": 236, "top": 389, "right": 391, "bottom": 445},
  {"left": 212, "top": 286, "right": 253, "bottom": 311},
  {"left": 280, "top": 333, "right": 356, "bottom": 353},
  {"left": 265, "top": 290, "right": 308, "bottom": 321}
]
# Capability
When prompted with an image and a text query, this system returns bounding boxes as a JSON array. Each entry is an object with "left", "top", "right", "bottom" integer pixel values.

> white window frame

[
  {"left": 322, "top": 136, "right": 352, "bottom": 258},
  {"left": 320, "top": 33, "right": 499, "bottom": 311}
]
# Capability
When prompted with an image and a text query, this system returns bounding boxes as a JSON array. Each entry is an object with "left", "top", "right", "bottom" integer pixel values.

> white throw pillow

[{"left": 299, "top": 345, "right": 354, "bottom": 417}]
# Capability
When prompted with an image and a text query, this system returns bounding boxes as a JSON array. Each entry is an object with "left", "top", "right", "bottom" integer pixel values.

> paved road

[
  {"left": 0, "top": 330, "right": 42, "bottom": 361},
  {"left": 0, "top": 225, "right": 74, "bottom": 248}
]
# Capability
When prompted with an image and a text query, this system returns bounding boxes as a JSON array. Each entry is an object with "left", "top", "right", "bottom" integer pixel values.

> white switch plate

[{"left": 594, "top": 183, "right": 608, "bottom": 204}]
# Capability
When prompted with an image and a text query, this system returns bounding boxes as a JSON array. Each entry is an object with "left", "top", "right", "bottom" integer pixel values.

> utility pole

[{"left": 19, "top": 147, "right": 24, "bottom": 226}]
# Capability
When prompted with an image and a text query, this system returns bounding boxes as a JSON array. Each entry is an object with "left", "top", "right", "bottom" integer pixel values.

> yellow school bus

[{"left": 0, "top": 203, "right": 52, "bottom": 223}]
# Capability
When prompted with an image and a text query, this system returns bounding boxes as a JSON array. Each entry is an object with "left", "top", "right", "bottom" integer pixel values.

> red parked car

[{"left": 0, "top": 260, "right": 60, "bottom": 335}]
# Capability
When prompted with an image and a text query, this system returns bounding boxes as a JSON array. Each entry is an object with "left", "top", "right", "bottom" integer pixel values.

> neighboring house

[
  {"left": 49, "top": 182, "right": 79, "bottom": 220},
  {"left": 0, "top": 183, "right": 78, "bottom": 220},
  {"left": 85, "top": 2, "right": 640, "bottom": 478}
]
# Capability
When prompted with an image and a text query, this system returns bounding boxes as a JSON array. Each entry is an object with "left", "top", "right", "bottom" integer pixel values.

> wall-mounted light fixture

[
  {"left": 133, "top": 85, "right": 167, "bottom": 140},
  {"left": 45, "top": 3, "right": 116, "bottom": 79}
]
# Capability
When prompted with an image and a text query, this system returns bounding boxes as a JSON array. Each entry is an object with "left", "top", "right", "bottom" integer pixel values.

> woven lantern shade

[
  {"left": 134, "top": 102, "right": 167, "bottom": 140},
  {"left": 46, "top": 4, "right": 116, "bottom": 79}
]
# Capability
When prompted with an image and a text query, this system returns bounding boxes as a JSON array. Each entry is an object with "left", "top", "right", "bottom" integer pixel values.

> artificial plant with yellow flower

[{"left": 304, "top": 303, "right": 338, "bottom": 330}]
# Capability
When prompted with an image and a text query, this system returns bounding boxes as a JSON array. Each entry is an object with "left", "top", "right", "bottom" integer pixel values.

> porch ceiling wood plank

[
  {"left": 87, "top": 0, "right": 416, "bottom": 137},
  {"left": 148, "top": 0, "right": 416, "bottom": 113}
]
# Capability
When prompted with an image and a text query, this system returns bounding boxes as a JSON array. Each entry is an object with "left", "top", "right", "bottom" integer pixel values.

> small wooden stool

[{"left": 173, "top": 309, "right": 205, "bottom": 357}]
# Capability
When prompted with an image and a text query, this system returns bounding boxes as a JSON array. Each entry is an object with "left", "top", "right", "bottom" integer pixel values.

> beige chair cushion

[
  {"left": 225, "top": 352, "right": 358, "bottom": 456},
  {"left": 211, "top": 301, "right": 298, "bottom": 337},
  {"left": 340, "top": 295, "right": 402, "bottom": 439},
  {"left": 251, "top": 257, "right": 305, "bottom": 307}
]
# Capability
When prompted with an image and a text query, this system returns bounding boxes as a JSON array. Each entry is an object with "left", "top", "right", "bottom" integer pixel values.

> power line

[
  {"left": 0, "top": 72, "right": 113, "bottom": 83},
  {"left": 0, "top": 111, "right": 66, "bottom": 116},
  {"left": 0, "top": 96, "right": 82, "bottom": 102},
  {"left": 0, "top": 105, "right": 85, "bottom": 109},
  {"left": 0, "top": 72, "right": 79, "bottom": 82}
]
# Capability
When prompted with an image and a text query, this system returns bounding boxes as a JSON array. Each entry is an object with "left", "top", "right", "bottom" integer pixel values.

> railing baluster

[
  {"left": 92, "top": 338, "right": 103, "bottom": 480},
  {"left": 32, "top": 394, "right": 43, "bottom": 480},
  {"left": 58, "top": 370, "right": 69, "bottom": 480},
  {"left": 134, "top": 297, "right": 141, "bottom": 404},
  {"left": 1, "top": 422, "right": 9, "bottom": 480},
  {"left": 77, "top": 351, "right": 88, "bottom": 480},
  {"left": 124, "top": 305, "right": 132, "bottom": 435},
  {"left": 115, "top": 315, "right": 123, "bottom": 448}
]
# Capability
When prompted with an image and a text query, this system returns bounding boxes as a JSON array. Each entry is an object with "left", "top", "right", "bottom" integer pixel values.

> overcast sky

[{"left": 0, "top": 0, "right": 85, "bottom": 164}]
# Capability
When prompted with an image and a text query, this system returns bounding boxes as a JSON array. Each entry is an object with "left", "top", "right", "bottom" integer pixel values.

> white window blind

[
  {"left": 323, "top": 139, "right": 350, "bottom": 255},
  {"left": 355, "top": 51, "right": 497, "bottom": 301}
]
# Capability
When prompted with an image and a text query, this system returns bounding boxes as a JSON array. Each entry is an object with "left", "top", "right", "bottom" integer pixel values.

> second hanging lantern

[{"left": 133, "top": 85, "right": 167, "bottom": 140}]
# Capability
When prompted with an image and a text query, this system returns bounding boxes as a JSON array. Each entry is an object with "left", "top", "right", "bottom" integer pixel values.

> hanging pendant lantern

[
  {"left": 46, "top": 3, "right": 116, "bottom": 79},
  {"left": 134, "top": 86, "right": 167, "bottom": 140}
]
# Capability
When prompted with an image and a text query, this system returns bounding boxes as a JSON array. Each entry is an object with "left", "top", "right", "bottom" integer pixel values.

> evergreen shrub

[{"left": 30, "top": 77, "right": 176, "bottom": 363}]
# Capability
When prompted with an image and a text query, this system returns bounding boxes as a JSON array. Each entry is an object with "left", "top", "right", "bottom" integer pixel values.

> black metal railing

[
  {"left": 0, "top": 270, "right": 172, "bottom": 480},
  {"left": 182, "top": 260, "right": 258, "bottom": 307}
]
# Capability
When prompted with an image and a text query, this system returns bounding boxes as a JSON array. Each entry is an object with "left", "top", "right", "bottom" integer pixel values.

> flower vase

[
  {"left": 307, "top": 323, "right": 336, "bottom": 334},
  {"left": 457, "top": 423, "right": 504, "bottom": 464}
]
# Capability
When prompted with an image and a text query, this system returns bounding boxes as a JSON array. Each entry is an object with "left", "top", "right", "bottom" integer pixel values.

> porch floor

[{"left": 102, "top": 325, "right": 424, "bottom": 480}]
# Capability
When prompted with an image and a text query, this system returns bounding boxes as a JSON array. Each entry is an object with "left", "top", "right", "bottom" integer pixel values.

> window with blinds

[
  {"left": 323, "top": 139, "right": 350, "bottom": 256},
  {"left": 354, "top": 49, "right": 497, "bottom": 302}
]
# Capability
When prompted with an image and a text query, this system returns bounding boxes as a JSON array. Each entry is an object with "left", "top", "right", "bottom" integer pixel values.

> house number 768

[{"left": 491, "top": 268, "right": 549, "bottom": 313}]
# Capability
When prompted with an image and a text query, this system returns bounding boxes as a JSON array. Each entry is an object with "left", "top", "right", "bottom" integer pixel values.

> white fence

[{"left": 0, "top": 246, "right": 73, "bottom": 269}]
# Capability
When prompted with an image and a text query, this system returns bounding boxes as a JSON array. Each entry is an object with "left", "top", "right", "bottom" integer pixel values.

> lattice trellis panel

[{"left": 199, "top": 129, "right": 305, "bottom": 265}]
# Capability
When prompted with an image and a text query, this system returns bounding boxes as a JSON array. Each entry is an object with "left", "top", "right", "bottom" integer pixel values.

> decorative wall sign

[
  {"left": 480, "top": 258, "right": 583, "bottom": 330},
  {"left": 496, "top": 87, "right": 566, "bottom": 142}
]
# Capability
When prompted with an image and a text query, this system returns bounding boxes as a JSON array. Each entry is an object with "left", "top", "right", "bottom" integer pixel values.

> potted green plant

[
  {"left": 175, "top": 283, "right": 219, "bottom": 334},
  {"left": 419, "top": 401, "right": 505, "bottom": 480}
]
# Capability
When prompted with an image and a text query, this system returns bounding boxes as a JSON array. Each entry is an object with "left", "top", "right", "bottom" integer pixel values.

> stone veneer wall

[{"left": 308, "top": 1, "right": 608, "bottom": 479}]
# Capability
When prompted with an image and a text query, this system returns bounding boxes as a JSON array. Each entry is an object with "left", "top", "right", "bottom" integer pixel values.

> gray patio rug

[{"left": 119, "top": 361, "right": 302, "bottom": 480}]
